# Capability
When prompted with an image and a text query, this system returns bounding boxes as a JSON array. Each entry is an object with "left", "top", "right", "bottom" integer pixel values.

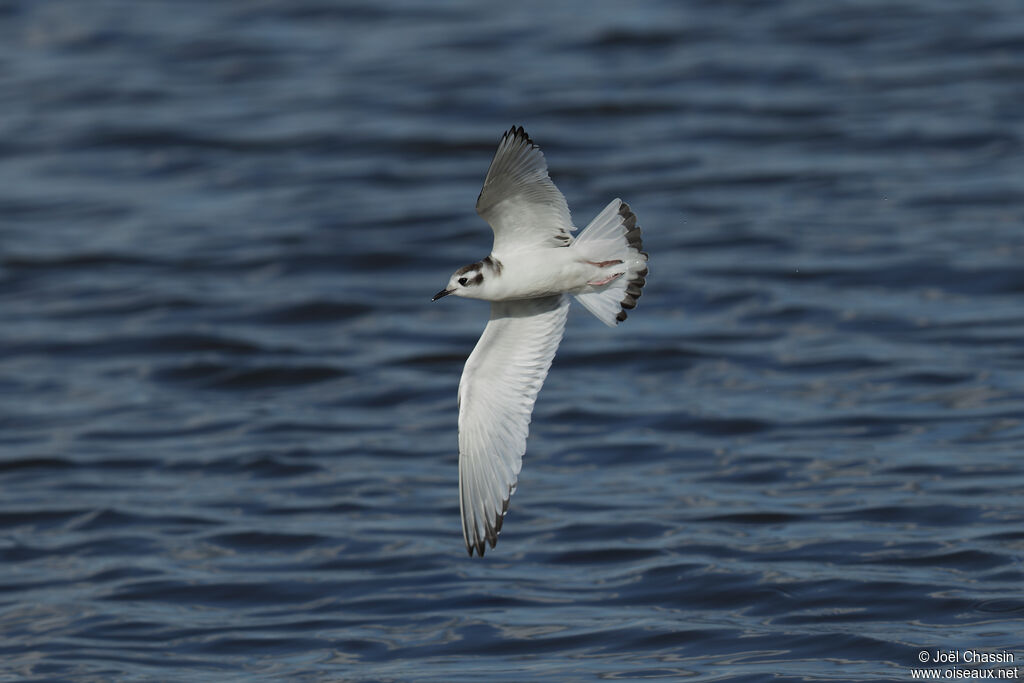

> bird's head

[{"left": 433, "top": 262, "right": 486, "bottom": 301}]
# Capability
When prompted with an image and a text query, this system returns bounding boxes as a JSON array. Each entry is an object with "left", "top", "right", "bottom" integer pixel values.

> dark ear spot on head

[
  {"left": 483, "top": 255, "right": 503, "bottom": 275},
  {"left": 472, "top": 273, "right": 483, "bottom": 285}
]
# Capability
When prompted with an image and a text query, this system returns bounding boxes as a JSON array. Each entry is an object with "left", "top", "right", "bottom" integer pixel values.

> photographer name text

[{"left": 920, "top": 650, "right": 1015, "bottom": 665}]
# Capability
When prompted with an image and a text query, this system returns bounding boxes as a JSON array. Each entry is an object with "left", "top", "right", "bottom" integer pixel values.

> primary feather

[
  {"left": 458, "top": 295, "right": 569, "bottom": 556},
  {"left": 476, "top": 126, "right": 575, "bottom": 254}
]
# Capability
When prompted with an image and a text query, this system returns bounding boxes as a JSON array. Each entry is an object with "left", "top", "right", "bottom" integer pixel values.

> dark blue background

[{"left": 2, "top": 1, "right": 1023, "bottom": 680}]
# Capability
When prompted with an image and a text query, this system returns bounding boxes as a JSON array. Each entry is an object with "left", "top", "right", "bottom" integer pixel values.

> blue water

[{"left": 2, "top": 1, "right": 1024, "bottom": 680}]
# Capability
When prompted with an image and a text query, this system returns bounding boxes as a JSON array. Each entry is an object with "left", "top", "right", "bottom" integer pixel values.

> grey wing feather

[
  {"left": 457, "top": 294, "right": 569, "bottom": 556},
  {"left": 476, "top": 126, "right": 575, "bottom": 254}
]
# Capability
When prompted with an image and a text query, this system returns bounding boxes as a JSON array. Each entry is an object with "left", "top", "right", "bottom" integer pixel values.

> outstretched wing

[
  {"left": 476, "top": 126, "right": 575, "bottom": 254},
  {"left": 457, "top": 294, "right": 569, "bottom": 556}
]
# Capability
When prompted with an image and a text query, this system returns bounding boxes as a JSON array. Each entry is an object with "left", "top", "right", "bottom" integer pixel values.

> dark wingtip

[
  {"left": 467, "top": 533, "right": 487, "bottom": 557},
  {"left": 505, "top": 125, "right": 536, "bottom": 148},
  {"left": 466, "top": 489, "right": 513, "bottom": 558}
]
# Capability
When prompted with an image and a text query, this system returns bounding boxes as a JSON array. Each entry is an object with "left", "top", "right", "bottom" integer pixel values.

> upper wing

[
  {"left": 457, "top": 294, "right": 570, "bottom": 556},
  {"left": 476, "top": 126, "right": 575, "bottom": 255}
]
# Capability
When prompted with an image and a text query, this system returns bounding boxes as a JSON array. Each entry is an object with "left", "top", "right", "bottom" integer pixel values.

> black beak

[{"left": 432, "top": 289, "right": 451, "bottom": 301}]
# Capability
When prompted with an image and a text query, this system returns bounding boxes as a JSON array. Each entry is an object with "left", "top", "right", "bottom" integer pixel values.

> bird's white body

[
  {"left": 451, "top": 249, "right": 609, "bottom": 302},
  {"left": 434, "top": 126, "right": 648, "bottom": 557}
]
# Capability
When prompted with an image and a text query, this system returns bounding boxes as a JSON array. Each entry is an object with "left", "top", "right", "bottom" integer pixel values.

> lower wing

[{"left": 457, "top": 294, "right": 569, "bottom": 556}]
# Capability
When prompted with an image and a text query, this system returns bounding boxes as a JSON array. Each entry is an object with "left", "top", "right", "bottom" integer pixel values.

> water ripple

[{"left": 1, "top": 0, "right": 1023, "bottom": 680}]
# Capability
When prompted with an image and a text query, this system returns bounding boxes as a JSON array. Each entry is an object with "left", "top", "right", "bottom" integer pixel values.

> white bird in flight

[{"left": 433, "top": 126, "right": 648, "bottom": 556}]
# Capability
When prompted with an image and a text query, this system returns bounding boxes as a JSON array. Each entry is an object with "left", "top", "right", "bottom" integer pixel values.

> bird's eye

[{"left": 458, "top": 277, "right": 468, "bottom": 286}]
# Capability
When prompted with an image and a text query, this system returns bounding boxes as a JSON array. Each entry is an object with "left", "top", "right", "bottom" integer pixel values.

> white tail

[{"left": 571, "top": 199, "right": 648, "bottom": 327}]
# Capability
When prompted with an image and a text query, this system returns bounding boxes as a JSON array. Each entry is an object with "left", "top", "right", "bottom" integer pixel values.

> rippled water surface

[{"left": 3, "top": 1, "right": 1024, "bottom": 680}]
